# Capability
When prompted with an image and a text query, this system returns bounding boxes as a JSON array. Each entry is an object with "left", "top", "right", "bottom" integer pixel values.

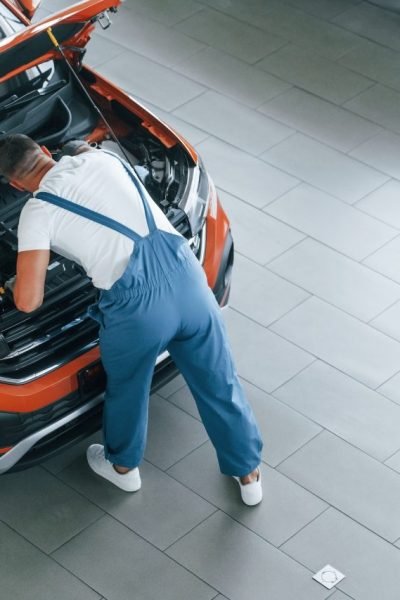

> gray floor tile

[
  {"left": 255, "top": 3, "right": 363, "bottom": 61},
  {"left": 281, "top": 508, "right": 400, "bottom": 600},
  {"left": 145, "top": 394, "right": 208, "bottom": 470},
  {"left": 283, "top": 0, "right": 360, "bottom": 20},
  {"left": 333, "top": 2, "right": 400, "bottom": 52},
  {"left": 32, "top": 6, "right": 51, "bottom": 21},
  {"left": 264, "top": 184, "right": 396, "bottom": 260},
  {"left": 377, "top": 370, "right": 400, "bottom": 405},
  {"left": 0, "top": 467, "right": 103, "bottom": 554},
  {"left": 0, "top": 522, "right": 100, "bottom": 600},
  {"left": 268, "top": 238, "right": 400, "bottom": 321},
  {"left": 175, "top": 91, "right": 294, "bottom": 155},
  {"left": 218, "top": 189, "right": 305, "bottom": 264},
  {"left": 278, "top": 431, "right": 400, "bottom": 541},
  {"left": 174, "top": 8, "right": 287, "bottom": 64},
  {"left": 166, "top": 511, "right": 330, "bottom": 600},
  {"left": 327, "top": 593, "right": 353, "bottom": 600},
  {"left": 259, "top": 88, "right": 382, "bottom": 153},
  {"left": 197, "top": 0, "right": 281, "bottom": 11},
  {"left": 274, "top": 360, "right": 400, "bottom": 461},
  {"left": 42, "top": 0, "right": 77, "bottom": 10},
  {"left": 385, "top": 448, "right": 400, "bottom": 473},
  {"left": 357, "top": 179, "right": 400, "bottom": 228},
  {"left": 350, "top": 131, "right": 400, "bottom": 180},
  {"left": 98, "top": 50, "right": 205, "bottom": 112},
  {"left": 258, "top": 44, "right": 373, "bottom": 105},
  {"left": 157, "top": 373, "right": 187, "bottom": 398},
  {"left": 363, "top": 235, "right": 400, "bottom": 284},
  {"left": 196, "top": 138, "right": 299, "bottom": 208},
  {"left": 168, "top": 443, "right": 327, "bottom": 547},
  {"left": 84, "top": 34, "right": 126, "bottom": 69},
  {"left": 339, "top": 38, "right": 400, "bottom": 94},
  {"left": 173, "top": 47, "right": 291, "bottom": 108},
  {"left": 53, "top": 515, "right": 215, "bottom": 600},
  {"left": 370, "top": 300, "right": 400, "bottom": 341},
  {"left": 262, "top": 134, "right": 388, "bottom": 205},
  {"left": 134, "top": 98, "right": 210, "bottom": 145},
  {"left": 59, "top": 457, "right": 215, "bottom": 550},
  {"left": 166, "top": 384, "right": 202, "bottom": 420},
  {"left": 344, "top": 84, "right": 400, "bottom": 134},
  {"left": 270, "top": 296, "right": 400, "bottom": 389},
  {"left": 96, "top": 11, "right": 206, "bottom": 68},
  {"left": 223, "top": 307, "right": 314, "bottom": 393},
  {"left": 126, "top": 0, "right": 203, "bottom": 26},
  {"left": 230, "top": 253, "right": 309, "bottom": 327},
  {"left": 242, "top": 379, "right": 322, "bottom": 467},
  {"left": 42, "top": 430, "right": 103, "bottom": 475}
]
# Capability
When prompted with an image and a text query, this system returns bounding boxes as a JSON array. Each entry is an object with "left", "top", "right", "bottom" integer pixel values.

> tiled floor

[{"left": 3, "top": 0, "right": 400, "bottom": 598}]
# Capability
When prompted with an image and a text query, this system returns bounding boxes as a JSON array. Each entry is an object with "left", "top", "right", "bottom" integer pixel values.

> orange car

[{"left": 0, "top": 0, "right": 234, "bottom": 473}]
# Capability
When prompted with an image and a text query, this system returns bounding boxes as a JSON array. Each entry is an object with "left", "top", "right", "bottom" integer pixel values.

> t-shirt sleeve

[{"left": 17, "top": 199, "right": 51, "bottom": 252}]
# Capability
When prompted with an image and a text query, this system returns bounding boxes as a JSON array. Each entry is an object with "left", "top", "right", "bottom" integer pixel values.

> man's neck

[{"left": 33, "top": 158, "right": 56, "bottom": 191}]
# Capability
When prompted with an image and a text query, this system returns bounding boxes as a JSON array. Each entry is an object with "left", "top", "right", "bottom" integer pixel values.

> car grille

[{"left": 0, "top": 258, "right": 99, "bottom": 381}]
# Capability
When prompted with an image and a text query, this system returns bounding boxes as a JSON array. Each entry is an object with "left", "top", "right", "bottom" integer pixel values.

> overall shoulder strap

[
  {"left": 101, "top": 149, "right": 157, "bottom": 234},
  {"left": 36, "top": 191, "right": 143, "bottom": 243}
]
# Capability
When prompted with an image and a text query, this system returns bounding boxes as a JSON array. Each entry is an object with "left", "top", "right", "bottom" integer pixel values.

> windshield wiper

[{"left": 0, "top": 79, "right": 67, "bottom": 115}]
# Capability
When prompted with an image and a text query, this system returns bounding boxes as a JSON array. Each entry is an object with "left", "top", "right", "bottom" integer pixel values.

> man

[{"left": 0, "top": 133, "right": 263, "bottom": 506}]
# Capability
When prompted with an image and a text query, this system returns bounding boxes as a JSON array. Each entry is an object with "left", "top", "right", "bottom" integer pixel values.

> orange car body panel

[{"left": 0, "top": 347, "right": 100, "bottom": 413}]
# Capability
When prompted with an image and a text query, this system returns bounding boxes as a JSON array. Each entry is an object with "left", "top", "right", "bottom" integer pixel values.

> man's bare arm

[{"left": 14, "top": 249, "right": 50, "bottom": 312}]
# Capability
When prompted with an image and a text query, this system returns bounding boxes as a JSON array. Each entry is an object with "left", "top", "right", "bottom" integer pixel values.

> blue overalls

[{"left": 36, "top": 153, "right": 263, "bottom": 476}]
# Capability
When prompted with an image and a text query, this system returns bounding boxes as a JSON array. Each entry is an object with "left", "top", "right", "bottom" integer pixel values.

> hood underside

[{"left": 0, "top": 0, "right": 121, "bottom": 82}]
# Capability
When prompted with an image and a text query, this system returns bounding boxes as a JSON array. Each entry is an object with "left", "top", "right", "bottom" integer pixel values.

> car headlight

[{"left": 182, "top": 156, "right": 210, "bottom": 236}]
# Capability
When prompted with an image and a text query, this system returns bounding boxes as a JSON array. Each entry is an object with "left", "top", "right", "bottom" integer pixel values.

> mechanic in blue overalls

[{"left": 0, "top": 133, "right": 263, "bottom": 505}]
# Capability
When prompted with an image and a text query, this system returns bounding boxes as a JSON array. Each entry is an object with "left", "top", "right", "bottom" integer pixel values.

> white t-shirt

[{"left": 17, "top": 150, "right": 180, "bottom": 289}]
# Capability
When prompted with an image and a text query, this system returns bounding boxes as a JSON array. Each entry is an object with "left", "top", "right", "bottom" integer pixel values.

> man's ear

[
  {"left": 9, "top": 180, "right": 26, "bottom": 192},
  {"left": 40, "top": 145, "right": 52, "bottom": 158}
]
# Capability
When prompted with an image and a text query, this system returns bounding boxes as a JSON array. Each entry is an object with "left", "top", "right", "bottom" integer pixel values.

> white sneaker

[
  {"left": 233, "top": 466, "right": 262, "bottom": 506},
  {"left": 86, "top": 444, "right": 141, "bottom": 492}
]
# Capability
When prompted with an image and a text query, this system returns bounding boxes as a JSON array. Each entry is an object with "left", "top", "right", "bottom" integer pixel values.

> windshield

[{"left": 0, "top": 2, "right": 54, "bottom": 102}]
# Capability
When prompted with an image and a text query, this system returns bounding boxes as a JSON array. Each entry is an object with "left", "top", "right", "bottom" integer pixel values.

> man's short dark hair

[{"left": 0, "top": 134, "right": 41, "bottom": 180}]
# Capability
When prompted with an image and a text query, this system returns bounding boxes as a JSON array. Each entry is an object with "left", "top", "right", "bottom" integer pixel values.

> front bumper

[
  {"left": 0, "top": 227, "right": 234, "bottom": 474},
  {"left": 0, "top": 351, "right": 178, "bottom": 473}
]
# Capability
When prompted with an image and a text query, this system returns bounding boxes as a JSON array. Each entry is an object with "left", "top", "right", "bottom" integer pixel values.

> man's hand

[{"left": 14, "top": 249, "right": 50, "bottom": 312}]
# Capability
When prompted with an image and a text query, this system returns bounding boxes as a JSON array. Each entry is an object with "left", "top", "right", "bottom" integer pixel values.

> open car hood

[{"left": 0, "top": 0, "right": 121, "bottom": 82}]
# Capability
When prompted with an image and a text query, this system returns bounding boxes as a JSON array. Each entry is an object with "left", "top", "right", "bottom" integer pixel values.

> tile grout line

[
  {"left": 367, "top": 296, "right": 400, "bottom": 325},
  {"left": 164, "top": 438, "right": 210, "bottom": 471},
  {"left": 51, "top": 509, "right": 223, "bottom": 597},
  {"left": 360, "top": 231, "right": 400, "bottom": 263},
  {"left": 263, "top": 258, "right": 400, "bottom": 325},
  {"left": 163, "top": 509, "right": 220, "bottom": 553},
  {"left": 264, "top": 311, "right": 400, "bottom": 391},
  {"left": 277, "top": 505, "right": 331, "bottom": 549},
  {"left": 259, "top": 131, "right": 395, "bottom": 200},
  {"left": 273, "top": 429, "right": 326, "bottom": 470},
  {"left": 0, "top": 515, "right": 106, "bottom": 597},
  {"left": 269, "top": 382, "right": 400, "bottom": 464}
]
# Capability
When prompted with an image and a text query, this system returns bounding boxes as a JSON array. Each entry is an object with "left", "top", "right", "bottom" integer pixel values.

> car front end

[{"left": 0, "top": 0, "right": 234, "bottom": 473}]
